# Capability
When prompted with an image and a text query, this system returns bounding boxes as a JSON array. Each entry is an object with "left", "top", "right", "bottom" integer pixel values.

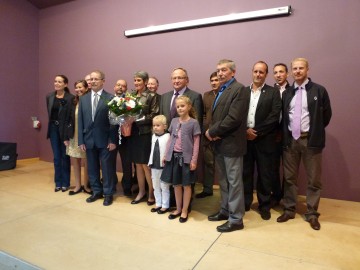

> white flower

[{"left": 125, "top": 99, "right": 136, "bottom": 109}]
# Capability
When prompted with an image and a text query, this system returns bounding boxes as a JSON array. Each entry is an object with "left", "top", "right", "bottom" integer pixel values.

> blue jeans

[{"left": 49, "top": 123, "right": 70, "bottom": 188}]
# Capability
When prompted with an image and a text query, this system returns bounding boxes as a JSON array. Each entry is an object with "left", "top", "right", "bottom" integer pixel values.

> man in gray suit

[
  {"left": 78, "top": 70, "right": 118, "bottom": 206},
  {"left": 160, "top": 67, "right": 203, "bottom": 128},
  {"left": 206, "top": 59, "right": 249, "bottom": 232}
]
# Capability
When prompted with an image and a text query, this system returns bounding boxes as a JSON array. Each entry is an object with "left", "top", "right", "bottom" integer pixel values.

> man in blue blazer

[{"left": 78, "top": 70, "right": 118, "bottom": 206}]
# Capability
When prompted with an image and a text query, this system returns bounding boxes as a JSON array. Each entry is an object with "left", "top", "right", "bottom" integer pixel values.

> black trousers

[{"left": 243, "top": 140, "right": 274, "bottom": 212}]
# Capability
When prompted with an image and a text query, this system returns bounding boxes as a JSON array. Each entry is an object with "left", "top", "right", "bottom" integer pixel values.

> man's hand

[
  {"left": 205, "top": 129, "right": 221, "bottom": 141},
  {"left": 108, "top": 143, "right": 116, "bottom": 151},
  {"left": 79, "top": 144, "right": 86, "bottom": 152},
  {"left": 247, "top": 128, "right": 257, "bottom": 140}
]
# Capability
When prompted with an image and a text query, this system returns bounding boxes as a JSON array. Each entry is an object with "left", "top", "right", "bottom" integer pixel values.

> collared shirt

[
  {"left": 213, "top": 77, "right": 235, "bottom": 109},
  {"left": 92, "top": 89, "right": 103, "bottom": 103},
  {"left": 170, "top": 87, "right": 187, "bottom": 110},
  {"left": 289, "top": 79, "right": 310, "bottom": 132},
  {"left": 279, "top": 82, "right": 288, "bottom": 97},
  {"left": 247, "top": 83, "right": 264, "bottom": 128}
]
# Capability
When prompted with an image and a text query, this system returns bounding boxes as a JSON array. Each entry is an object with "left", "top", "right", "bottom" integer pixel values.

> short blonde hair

[
  {"left": 291, "top": 58, "right": 309, "bottom": 68},
  {"left": 153, "top": 115, "right": 167, "bottom": 126}
]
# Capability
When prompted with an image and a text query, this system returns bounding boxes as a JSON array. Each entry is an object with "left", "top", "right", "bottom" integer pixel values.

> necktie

[
  {"left": 92, "top": 93, "right": 99, "bottom": 121},
  {"left": 291, "top": 87, "right": 302, "bottom": 140},
  {"left": 213, "top": 85, "right": 226, "bottom": 110},
  {"left": 170, "top": 91, "right": 180, "bottom": 119}
]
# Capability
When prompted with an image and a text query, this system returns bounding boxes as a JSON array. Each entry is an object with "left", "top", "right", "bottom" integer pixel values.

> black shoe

[
  {"left": 195, "top": 191, "right": 213, "bottom": 199},
  {"left": 217, "top": 221, "right": 244, "bottom": 232},
  {"left": 131, "top": 193, "right": 147, "bottom": 204},
  {"left": 123, "top": 189, "right": 132, "bottom": 197},
  {"left": 208, "top": 212, "right": 229, "bottom": 221},
  {"left": 157, "top": 208, "right": 169, "bottom": 214},
  {"left": 83, "top": 187, "right": 93, "bottom": 195},
  {"left": 151, "top": 207, "right": 161, "bottom": 213},
  {"left": 86, "top": 193, "right": 103, "bottom": 203},
  {"left": 69, "top": 187, "right": 83, "bottom": 195},
  {"left": 168, "top": 212, "right": 181, "bottom": 220},
  {"left": 308, "top": 217, "right": 321, "bottom": 230},
  {"left": 61, "top": 187, "right": 69, "bottom": 192},
  {"left": 103, "top": 195, "right": 113, "bottom": 206},
  {"left": 179, "top": 214, "right": 188, "bottom": 223},
  {"left": 55, "top": 187, "right": 61, "bottom": 192},
  {"left": 147, "top": 200, "right": 155, "bottom": 206},
  {"left": 260, "top": 210, "right": 271, "bottom": 220},
  {"left": 277, "top": 213, "right": 294, "bottom": 223}
]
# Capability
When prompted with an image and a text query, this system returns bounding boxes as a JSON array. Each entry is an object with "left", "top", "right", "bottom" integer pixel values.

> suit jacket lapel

[
  {"left": 213, "top": 84, "right": 231, "bottom": 112},
  {"left": 95, "top": 90, "right": 112, "bottom": 119},
  {"left": 48, "top": 93, "right": 55, "bottom": 117},
  {"left": 256, "top": 84, "right": 268, "bottom": 109}
]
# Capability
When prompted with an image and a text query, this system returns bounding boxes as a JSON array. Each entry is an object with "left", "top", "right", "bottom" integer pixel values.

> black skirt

[
  {"left": 161, "top": 152, "right": 195, "bottom": 186},
  {"left": 129, "top": 127, "right": 151, "bottom": 164}
]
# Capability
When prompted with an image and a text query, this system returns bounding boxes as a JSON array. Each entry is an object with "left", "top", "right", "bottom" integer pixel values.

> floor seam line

[{"left": 192, "top": 233, "right": 222, "bottom": 269}]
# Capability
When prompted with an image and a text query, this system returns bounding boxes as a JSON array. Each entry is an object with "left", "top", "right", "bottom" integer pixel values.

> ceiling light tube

[{"left": 124, "top": 5, "right": 291, "bottom": 37}]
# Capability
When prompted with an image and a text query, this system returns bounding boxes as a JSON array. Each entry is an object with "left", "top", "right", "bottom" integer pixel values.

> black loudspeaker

[{"left": 0, "top": 142, "right": 17, "bottom": 171}]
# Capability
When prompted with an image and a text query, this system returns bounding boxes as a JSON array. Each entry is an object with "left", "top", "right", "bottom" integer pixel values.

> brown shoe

[
  {"left": 308, "top": 217, "right": 321, "bottom": 230},
  {"left": 277, "top": 213, "right": 294, "bottom": 223}
]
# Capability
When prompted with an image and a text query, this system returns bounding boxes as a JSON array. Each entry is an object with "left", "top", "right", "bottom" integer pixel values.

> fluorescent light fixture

[{"left": 124, "top": 5, "right": 291, "bottom": 37}]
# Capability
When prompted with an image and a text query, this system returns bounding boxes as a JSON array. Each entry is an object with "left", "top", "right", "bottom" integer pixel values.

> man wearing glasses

[
  {"left": 78, "top": 70, "right": 118, "bottom": 206},
  {"left": 160, "top": 67, "right": 203, "bottom": 128},
  {"left": 160, "top": 68, "right": 203, "bottom": 208}
]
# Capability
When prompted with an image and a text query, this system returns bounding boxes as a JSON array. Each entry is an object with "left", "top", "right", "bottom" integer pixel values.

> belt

[
  {"left": 300, "top": 132, "right": 309, "bottom": 138},
  {"left": 51, "top": 120, "right": 59, "bottom": 126}
]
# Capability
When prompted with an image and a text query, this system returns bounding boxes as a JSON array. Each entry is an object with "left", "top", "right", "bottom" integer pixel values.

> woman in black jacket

[
  {"left": 46, "top": 75, "right": 74, "bottom": 192},
  {"left": 130, "top": 71, "right": 159, "bottom": 205}
]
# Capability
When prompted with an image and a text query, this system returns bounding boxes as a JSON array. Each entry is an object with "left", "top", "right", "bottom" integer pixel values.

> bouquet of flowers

[
  {"left": 107, "top": 93, "right": 143, "bottom": 143},
  {"left": 108, "top": 93, "right": 142, "bottom": 116}
]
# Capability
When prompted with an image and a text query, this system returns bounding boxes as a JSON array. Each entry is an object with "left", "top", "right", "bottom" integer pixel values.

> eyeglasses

[{"left": 171, "top": 76, "right": 187, "bottom": 81}]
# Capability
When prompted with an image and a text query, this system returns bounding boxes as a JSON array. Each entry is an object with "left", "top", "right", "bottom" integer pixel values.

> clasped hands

[{"left": 205, "top": 129, "right": 221, "bottom": 141}]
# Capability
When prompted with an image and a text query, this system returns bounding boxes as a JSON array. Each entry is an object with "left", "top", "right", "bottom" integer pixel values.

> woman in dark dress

[
  {"left": 46, "top": 75, "right": 74, "bottom": 192},
  {"left": 130, "top": 71, "right": 159, "bottom": 205}
]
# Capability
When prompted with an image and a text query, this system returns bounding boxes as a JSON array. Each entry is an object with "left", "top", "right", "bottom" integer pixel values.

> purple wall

[
  {"left": 0, "top": 0, "right": 39, "bottom": 159},
  {"left": 2, "top": 0, "right": 358, "bottom": 201}
]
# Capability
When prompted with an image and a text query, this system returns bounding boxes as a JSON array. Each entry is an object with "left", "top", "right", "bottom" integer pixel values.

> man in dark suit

[
  {"left": 271, "top": 63, "right": 291, "bottom": 205},
  {"left": 196, "top": 71, "right": 220, "bottom": 199},
  {"left": 243, "top": 61, "right": 282, "bottom": 220},
  {"left": 159, "top": 67, "right": 203, "bottom": 128},
  {"left": 113, "top": 79, "right": 136, "bottom": 197},
  {"left": 78, "top": 70, "right": 118, "bottom": 206},
  {"left": 277, "top": 58, "right": 332, "bottom": 230},
  {"left": 206, "top": 59, "right": 249, "bottom": 232},
  {"left": 159, "top": 67, "right": 203, "bottom": 207}
]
